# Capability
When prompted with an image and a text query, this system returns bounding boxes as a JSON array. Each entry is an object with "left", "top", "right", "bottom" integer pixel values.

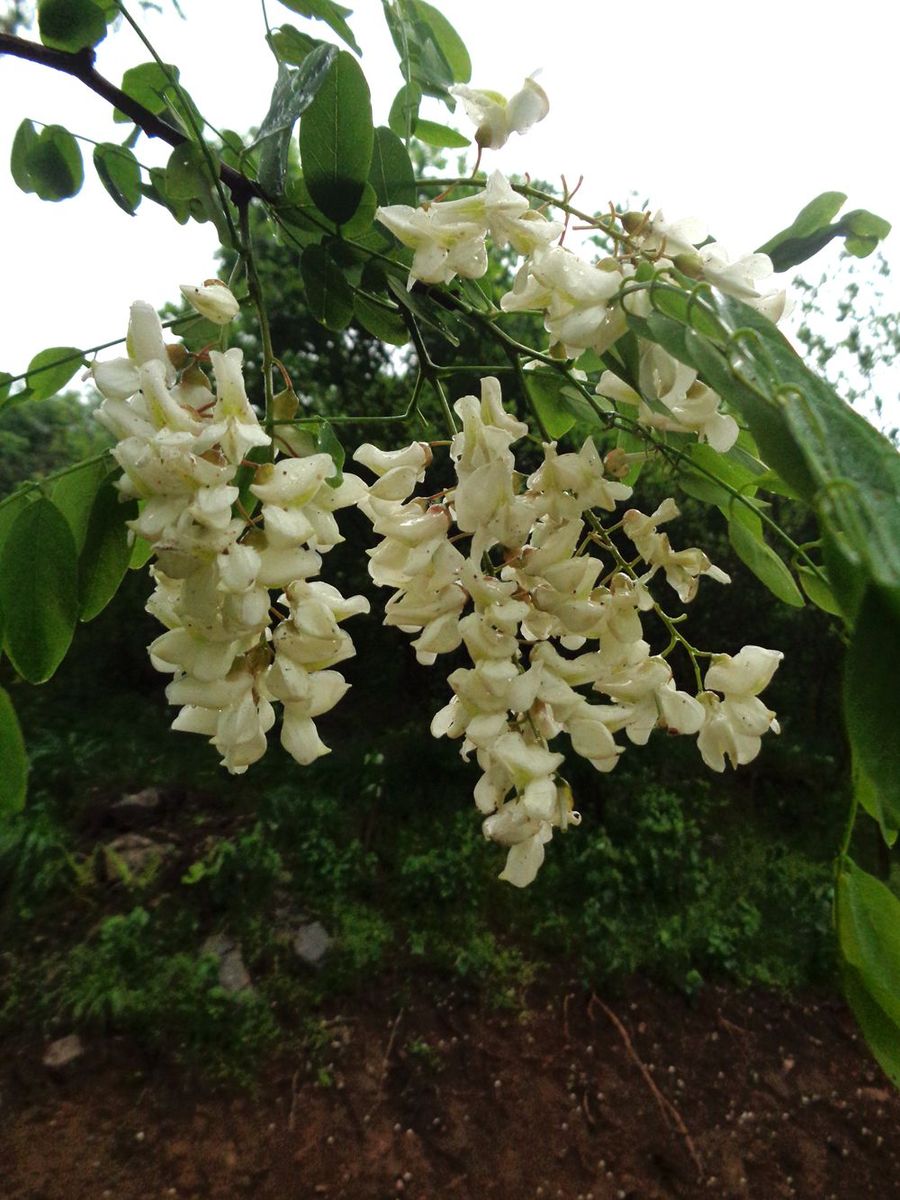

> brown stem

[
  {"left": 589, "top": 993, "right": 704, "bottom": 1181},
  {"left": 0, "top": 31, "right": 261, "bottom": 207}
]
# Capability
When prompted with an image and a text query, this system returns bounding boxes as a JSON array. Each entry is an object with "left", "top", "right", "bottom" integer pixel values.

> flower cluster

[
  {"left": 376, "top": 179, "right": 788, "bottom": 456},
  {"left": 354, "top": 378, "right": 782, "bottom": 886},
  {"left": 92, "top": 288, "right": 367, "bottom": 774}
]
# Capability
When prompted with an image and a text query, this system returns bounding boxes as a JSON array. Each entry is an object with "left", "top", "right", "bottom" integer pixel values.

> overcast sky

[{"left": 1, "top": 0, "right": 896, "bottom": 398}]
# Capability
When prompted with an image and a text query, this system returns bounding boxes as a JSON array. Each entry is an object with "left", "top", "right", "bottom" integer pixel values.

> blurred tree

[
  {"left": 0, "top": 392, "right": 109, "bottom": 497},
  {"left": 793, "top": 251, "right": 899, "bottom": 440}
]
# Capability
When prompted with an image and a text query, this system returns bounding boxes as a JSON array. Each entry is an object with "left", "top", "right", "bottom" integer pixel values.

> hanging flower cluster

[
  {"left": 353, "top": 378, "right": 782, "bottom": 886},
  {"left": 375, "top": 179, "right": 787, "bottom": 456},
  {"left": 84, "top": 87, "right": 786, "bottom": 887},
  {"left": 92, "top": 287, "right": 368, "bottom": 774}
]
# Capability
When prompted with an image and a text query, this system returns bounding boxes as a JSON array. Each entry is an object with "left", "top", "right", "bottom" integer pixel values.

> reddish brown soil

[{"left": 3, "top": 978, "right": 898, "bottom": 1200}]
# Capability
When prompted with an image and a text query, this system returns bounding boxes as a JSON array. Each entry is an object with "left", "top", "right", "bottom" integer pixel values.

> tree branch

[{"left": 0, "top": 31, "right": 261, "bottom": 207}]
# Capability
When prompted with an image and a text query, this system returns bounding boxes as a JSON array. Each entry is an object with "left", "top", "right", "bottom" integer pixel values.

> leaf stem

[
  {"left": 238, "top": 205, "right": 275, "bottom": 453},
  {"left": 115, "top": 1, "right": 240, "bottom": 248},
  {"left": 0, "top": 450, "right": 111, "bottom": 511}
]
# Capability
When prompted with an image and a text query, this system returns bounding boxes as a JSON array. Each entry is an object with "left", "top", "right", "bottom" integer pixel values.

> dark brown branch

[{"left": 0, "top": 31, "right": 261, "bottom": 208}]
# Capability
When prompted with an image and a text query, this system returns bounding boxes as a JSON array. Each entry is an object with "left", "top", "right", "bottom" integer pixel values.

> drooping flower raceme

[
  {"left": 93, "top": 284, "right": 367, "bottom": 775},
  {"left": 354, "top": 378, "right": 782, "bottom": 887}
]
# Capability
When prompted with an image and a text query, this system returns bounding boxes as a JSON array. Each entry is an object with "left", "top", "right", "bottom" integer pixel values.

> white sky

[{"left": 0, "top": 0, "right": 897, "bottom": 403}]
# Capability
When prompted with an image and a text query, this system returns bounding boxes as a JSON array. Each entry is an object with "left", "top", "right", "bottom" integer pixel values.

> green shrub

[{"left": 58, "top": 907, "right": 278, "bottom": 1080}]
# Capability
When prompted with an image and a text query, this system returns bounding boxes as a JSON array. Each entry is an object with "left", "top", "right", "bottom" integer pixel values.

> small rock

[
  {"left": 202, "top": 934, "right": 252, "bottom": 993},
  {"left": 104, "top": 833, "right": 173, "bottom": 877},
  {"left": 43, "top": 1034, "right": 84, "bottom": 1070},
  {"left": 110, "top": 788, "right": 162, "bottom": 829},
  {"left": 293, "top": 921, "right": 332, "bottom": 967}
]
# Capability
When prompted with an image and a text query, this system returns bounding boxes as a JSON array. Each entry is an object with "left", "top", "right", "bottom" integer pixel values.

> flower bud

[
  {"left": 603, "top": 448, "right": 629, "bottom": 479},
  {"left": 180, "top": 280, "right": 240, "bottom": 325},
  {"left": 621, "top": 211, "right": 649, "bottom": 235},
  {"left": 672, "top": 252, "right": 704, "bottom": 279}
]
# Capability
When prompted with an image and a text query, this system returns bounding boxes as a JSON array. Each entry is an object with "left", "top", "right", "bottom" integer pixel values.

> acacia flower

[
  {"left": 451, "top": 75, "right": 549, "bottom": 150},
  {"left": 179, "top": 280, "right": 240, "bottom": 325}
]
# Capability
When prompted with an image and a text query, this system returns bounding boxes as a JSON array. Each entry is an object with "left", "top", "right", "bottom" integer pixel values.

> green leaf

[
  {"left": 0, "top": 373, "right": 13, "bottom": 408},
  {"left": 299, "top": 50, "right": 373, "bottom": 225},
  {"left": 757, "top": 191, "right": 848, "bottom": 271},
  {"left": 757, "top": 195, "right": 891, "bottom": 270},
  {"left": 412, "top": 119, "right": 469, "bottom": 149},
  {"left": 269, "top": 24, "right": 321, "bottom": 65},
  {"left": 382, "top": 0, "right": 454, "bottom": 101},
  {"left": 115, "top": 61, "right": 180, "bottom": 123},
  {"left": 854, "top": 757, "right": 897, "bottom": 847},
  {"left": 388, "top": 82, "right": 423, "bottom": 140},
  {"left": 840, "top": 211, "right": 893, "bottom": 259},
  {"left": 369, "top": 126, "right": 416, "bottom": 208},
  {"left": 38, "top": 0, "right": 109, "bottom": 51},
  {"left": 316, "top": 420, "right": 344, "bottom": 484},
  {"left": 353, "top": 294, "right": 408, "bottom": 345},
  {"left": 141, "top": 167, "right": 187, "bottom": 223},
  {"left": 0, "top": 490, "right": 35, "bottom": 558},
  {"left": 25, "top": 125, "right": 84, "bottom": 202},
  {"left": 10, "top": 119, "right": 39, "bottom": 194},
  {"left": 678, "top": 471, "right": 734, "bottom": 511},
  {"left": 386, "top": 276, "right": 462, "bottom": 347},
  {"left": 93, "top": 143, "right": 142, "bottom": 215},
  {"left": 526, "top": 371, "right": 576, "bottom": 439},
  {"left": 165, "top": 142, "right": 214, "bottom": 201},
  {"left": 796, "top": 564, "right": 841, "bottom": 616},
  {"left": 275, "top": 0, "right": 361, "bottom": 54},
  {"left": 0, "top": 498, "right": 79, "bottom": 683},
  {"left": 128, "top": 533, "right": 154, "bottom": 571},
  {"left": 409, "top": 0, "right": 471, "bottom": 83},
  {"left": 50, "top": 458, "right": 110, "bottom": 553},
  {"left": 79, "top": 477, "right": 136, "bottom": 621},
  {"left": 257, "top": 47, "right": 338, "bottom": 197},
  {"left": 301, "top": 244, "right": 355, "bottom": 331},
  {"left": 25, "top": 347, "right": 85, "bottom": 402},
  {"left": 335, "top": 181, "right": 377, "bottom": 237},
  {"left": 0, "top": 686, "right": 28, "bottom": 817},
  {"left": 842, "top": 966, "right": 900, "bottom": 1089},
  {"left": 666, "top": 291, "right": 900, "bottom": 597},
  {"left": 844, "top": 585, "right": 900, "bottom": 828},
  {"left": 728, "top": 517, "right": 804, "bottom": 607},
  {"left": 837, "top": 858, "right": 900, "bottom": 1084}
]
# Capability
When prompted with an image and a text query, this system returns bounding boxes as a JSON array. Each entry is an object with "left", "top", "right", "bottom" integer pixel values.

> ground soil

[{"left": 2, "top": 976, "right": 898, "bottom": 1200}]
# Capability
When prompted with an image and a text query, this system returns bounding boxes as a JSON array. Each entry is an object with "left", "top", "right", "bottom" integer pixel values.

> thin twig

[
  {"left": 364, "top": 1006, "right": 405, "bottom": 1122},
  {"left": 562, "top": 991, "right": 573, "bottom": 1044},
  {"left": 589, "top": 993, "right": 703, "bottom": 1180},
  {"left": 0, "top": 31, "right": 260, "bottom": 207},
  {"left": 288, "top": 1067, "right": 301, "bottom": 1132}
]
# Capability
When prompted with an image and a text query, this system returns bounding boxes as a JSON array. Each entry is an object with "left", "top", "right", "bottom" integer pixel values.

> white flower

[
  {"left": 597, "top": 345, "right": 739, "bottom": 453},
  {"left": 527, "top": 438, "right": 632, "bottom": 520},
  {"left": 451, "top": 75, "right": 549, "bottom": 150},
  {"left": 697, "top": 645, "right": 783, "bottom": 771},
  {"left": 179, "top": 280, "right": 240, "bottom": 325},
  {"left": 501, "top": 247, "right": 624, "bottom": 356},
  {"left": 626, "top": 210, "right": 707, "bottom": 259},
  {"left": 375, "top": 204, "right": 487, "bottom": 287},
  {"left": 431, "top": 172, "right": 561, "bottom": 255},
  {"left": 91, "top": 357, "right": 141, "bottom": 403},
  {"left": 200, "top": 348, "right": 270, "bottom": 464},
  {"left": 126, "top": 301, "right": 174, "bottom": 383},
  {"left": 705, "top": 645, "right": 783, "bottom": 697},
  {"left": 622, "top": 500, "right": 731, "bottom": 603},
  {"left": 697, "top": 244, "right": 786, "bottom": 320}
]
